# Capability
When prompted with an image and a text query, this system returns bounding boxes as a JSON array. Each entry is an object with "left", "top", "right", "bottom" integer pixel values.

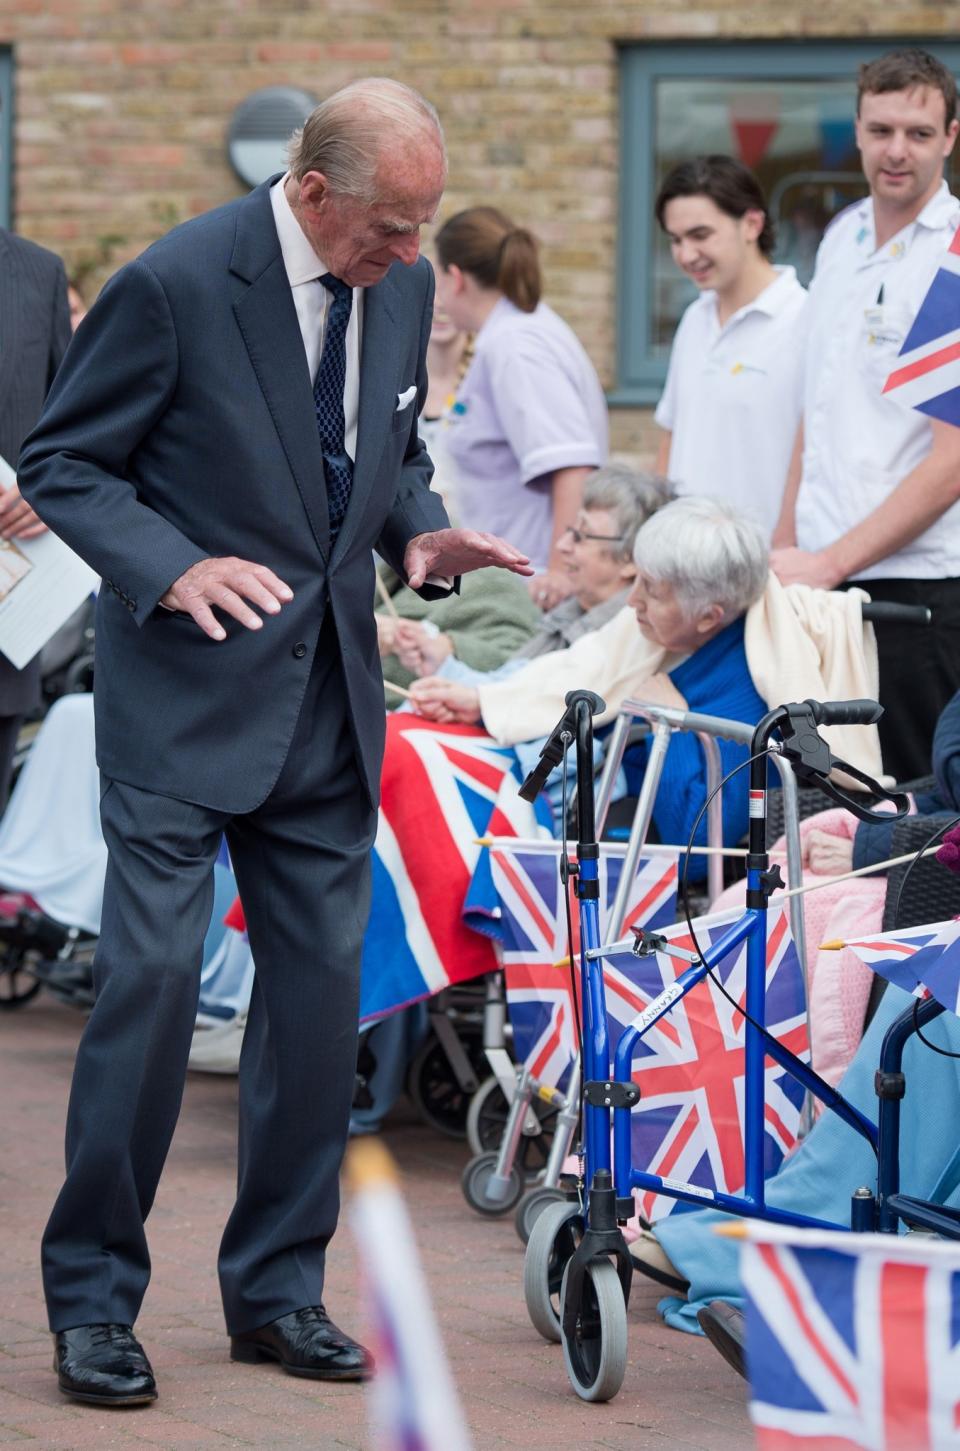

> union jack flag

[
  {"left": 883, "top": 225, "right": 960, "bottom": 425},
  {"left": 489, "top": 842, "right": 680, "bottom": 1092},
  {"left": 607, "top": 904, "right": 808, "bottom": 1222},
  {"left": 741, "top": 1222, "right": 960, "bottom": 1450},
  {"left": 361, "top": 715, "right": 547, "bottom": 1022},
  {"left": 839, "top": 919, "right": 960, "bottom": 1015}
]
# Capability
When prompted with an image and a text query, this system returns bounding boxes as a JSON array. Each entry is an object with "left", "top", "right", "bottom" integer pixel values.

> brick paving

[{"left": 1, "top": 996, "right": 752, "bottom": 1450}]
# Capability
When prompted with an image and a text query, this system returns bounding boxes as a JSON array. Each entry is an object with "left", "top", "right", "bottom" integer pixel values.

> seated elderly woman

[
  {"left": 410, "top": 496, "right": 772, "bottom": 874},
  {"left": 376, "top": 463, "right": 672, "bottom": 699}
]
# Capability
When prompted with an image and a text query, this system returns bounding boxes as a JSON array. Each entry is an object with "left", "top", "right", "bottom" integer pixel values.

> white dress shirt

[
  {"left": 655, "top": 266, "right": 807, "bottom": 539},
  {"left": 270, "top": 176, "right": 363, "bottom": 463},
  {"left": 796, "top": 180, "right": 960, "bottom": 579}
]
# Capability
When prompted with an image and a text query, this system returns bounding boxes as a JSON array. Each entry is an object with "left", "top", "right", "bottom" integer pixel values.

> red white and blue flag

[
  {"left": 839, "top": 919, "right": 960, "bottom": 1016},
  {"left": 741, "top": 1221, "right": 960, "bottom": 1450},
  {"left": 883, "top": 226, "right": 960, "bottom": 425},
  {"left": 360, "top": 715, "right": 548, "bottom": 1023},
  {"left": 607, "top": 904, "right": 808, "bottom": 1222},
  {"left": 489, "top": 842, "right": 680, "bottom": 1092}
]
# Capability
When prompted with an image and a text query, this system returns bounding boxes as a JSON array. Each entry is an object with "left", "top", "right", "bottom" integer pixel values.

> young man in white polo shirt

[
  {"left": 654, "top": 155, "right": 807, "bottom": 540},
  {"left": 772, "top": 49, "right": 960, "bottom": 780}
]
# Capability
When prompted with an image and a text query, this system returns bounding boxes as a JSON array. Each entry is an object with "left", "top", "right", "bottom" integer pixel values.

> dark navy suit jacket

[
  {"left": 0, "top": 230, "right": 71, "bottom": 713},
  {"left": 19, "top": 177, "right": 449, "bottom": 811}
]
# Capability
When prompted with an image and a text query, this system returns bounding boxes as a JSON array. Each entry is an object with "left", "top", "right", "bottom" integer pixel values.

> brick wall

[{"left": 3, "top": 0, "right": 955, "bottom": 457}]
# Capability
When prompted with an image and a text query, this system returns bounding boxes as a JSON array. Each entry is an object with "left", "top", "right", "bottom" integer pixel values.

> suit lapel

[
  {"left": 331, "top": 272, "right": 400, "bottom": 563},
  {"left": 0, "top": 230, "right": 24, "bottom": 460},
  {"left": 230, "top": 179, "right": 330, "bottom": 560}
]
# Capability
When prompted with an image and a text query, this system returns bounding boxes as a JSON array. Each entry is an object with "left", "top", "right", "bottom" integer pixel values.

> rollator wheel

[
  {"left": 460, "top": 1150, "right": 524, "bottom": 1216},
  {"left": 515, "top": 1184, "right": 568, "bottom": 1245},
  {"left": 560, "top": 1257, "right": 628, "bottom": 1403},
  {"left": 465, "top": 1074, "right": 560, "bottom": 1177},
  {"left": 523, "top": 1199, "right": 584, "bottom": 1343},
  {"left": 406, "top": 1029, "right": 486, "bottom": 1139}
]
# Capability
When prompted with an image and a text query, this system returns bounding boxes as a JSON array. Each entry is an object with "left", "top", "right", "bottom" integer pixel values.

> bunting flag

[
  {"left": 349, "top": 1140, "right": 473, "bottom": 1451},
  {"left": 834, "top": 918, "right": 960, "bottom": 1016},
  {"left": 882, "top": 226, "right": 960, "bottom": 426},
  {"left": 739, "top": 1221, "right": 960, "bottom": 1450},
  {"left": 489, "top": 841, "right": 680, "bottom": 1092}
]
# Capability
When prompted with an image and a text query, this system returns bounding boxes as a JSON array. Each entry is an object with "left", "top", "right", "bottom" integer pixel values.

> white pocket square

[{"left": 395, "top": 385, "right": 417, "bottom": 412}]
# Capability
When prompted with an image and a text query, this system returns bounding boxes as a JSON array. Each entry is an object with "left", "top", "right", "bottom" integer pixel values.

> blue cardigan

[{"left": 622, "top": 618, "right": 767, "bottom": 880}]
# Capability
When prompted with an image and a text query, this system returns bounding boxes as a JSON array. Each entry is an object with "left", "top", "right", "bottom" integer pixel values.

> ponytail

[{"left": 435, "top": 206, "right": 542, "bottom": 312}]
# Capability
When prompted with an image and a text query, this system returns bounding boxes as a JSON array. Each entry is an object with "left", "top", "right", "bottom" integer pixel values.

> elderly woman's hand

[
  {"left": 393, "top": 620, "right": 454, "bottom": 676},
  {"left": 409, "top": 677, "right": 483, "bottom": 724},
  {"left": 636, "top": 673, "right": 688, "bottom": 711},
  {"left": 376, "top": 613, "right": 398, "bottom": 658},
  {"left": 527, "top": 570, "right": 572, "bottom": 612}
]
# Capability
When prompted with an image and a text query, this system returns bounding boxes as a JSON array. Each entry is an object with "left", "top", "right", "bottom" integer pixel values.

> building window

[{"left": 615, "top": 40, "right": 960, "bottom": 405}]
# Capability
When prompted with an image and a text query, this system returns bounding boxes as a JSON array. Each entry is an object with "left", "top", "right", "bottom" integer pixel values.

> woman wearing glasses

[{"left": 433, "top": 206, "right": 609, "bottom": 611}]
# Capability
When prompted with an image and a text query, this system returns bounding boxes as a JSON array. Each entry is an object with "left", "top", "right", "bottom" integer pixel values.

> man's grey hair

[
  {"left": 633, "top": 495, "right": 768, "bottom": 620},
  {"left": 583, "top": 464, "right": 673, "bottom": 561},
  {"left": 287, "top": 78, "right": 446, "bottom": 202}
]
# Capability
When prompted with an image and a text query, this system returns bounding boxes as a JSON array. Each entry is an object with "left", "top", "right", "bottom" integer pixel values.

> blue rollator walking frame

[{"left": 519, "top": 689, "right": 960, "bottom": 1402}]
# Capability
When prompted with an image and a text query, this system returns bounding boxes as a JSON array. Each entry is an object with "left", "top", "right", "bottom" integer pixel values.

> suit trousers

[{"left": 41, "top": 614, "right": 377, "bottom": 1334}]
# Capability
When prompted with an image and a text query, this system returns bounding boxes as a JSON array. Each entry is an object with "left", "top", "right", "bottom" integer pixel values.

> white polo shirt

[
  {"left": 795, "top": 180, "right": 960, "bottom": 579},
  {"left": 655, "top": 266, "right": 807, "bottom": 539}
]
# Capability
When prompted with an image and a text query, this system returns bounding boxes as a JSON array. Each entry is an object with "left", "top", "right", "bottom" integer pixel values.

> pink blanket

[{"left": 711, "top": 808, "right": 889, "bottom": 1088}]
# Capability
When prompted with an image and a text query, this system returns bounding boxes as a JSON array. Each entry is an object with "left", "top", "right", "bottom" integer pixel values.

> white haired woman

[{"left": 411, "top": 496, "right": 771, "bottom": 875}]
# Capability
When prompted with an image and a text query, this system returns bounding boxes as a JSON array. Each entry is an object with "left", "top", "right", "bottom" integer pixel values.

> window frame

[{"left": 613, "top": 39, "right": 960, "bottom": 407}]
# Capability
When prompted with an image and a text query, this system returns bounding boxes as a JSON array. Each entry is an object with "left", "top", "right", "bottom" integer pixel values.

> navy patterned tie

[{"left": 314, "top": 272, "right": 354, "bottom": 544}]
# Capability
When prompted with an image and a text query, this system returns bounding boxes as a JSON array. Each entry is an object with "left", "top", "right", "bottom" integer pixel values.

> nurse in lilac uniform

[{"left": 433, "top": 207, "right": 609, "bottom": 611}]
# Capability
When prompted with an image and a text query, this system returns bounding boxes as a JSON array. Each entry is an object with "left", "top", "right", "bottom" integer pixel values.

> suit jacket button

[
  {"left": 292, "top": 642, "right": 306, "bottom": 658},
  {"left": 127, "top": 600, "right": 136, "bottom": 611}
]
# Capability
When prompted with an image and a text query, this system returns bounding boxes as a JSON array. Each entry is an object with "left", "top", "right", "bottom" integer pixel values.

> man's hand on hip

[
  {"left": 403, "top": 528, "right": 533, "bottom": 589},
  {"left": 161, "top": 557, "right": 294, "bottom": 641}
]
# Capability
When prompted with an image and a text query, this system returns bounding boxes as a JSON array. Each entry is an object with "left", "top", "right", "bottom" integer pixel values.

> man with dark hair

[
  {"left": 772, "top": 48, "right": 960, "bottom": 780},
  {"left": 653, "top": 155, "right": 807, "bottom": 539}
]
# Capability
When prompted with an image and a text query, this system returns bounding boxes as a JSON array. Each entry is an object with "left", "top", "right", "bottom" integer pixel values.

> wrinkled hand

[
  {"left": 161, "top": 556, "right": 293, "bottom": 641},
  {"left": 527, "top": 570, "right": 572, "bottom": 612},
  {"left": 404, "top": 528, "right": 533, "bottom": 589},
  {"left": 408, "top": 676, "right": 482, "bottom": 724},
  {"left": 770, "top": 546, "right": 842, "bottom": 590},
  {"left": 806, "top": 828, "right": 854, "bottom": 877},
  {"left": 636, "top": 672, "right": 688, "bottom": 711},
  {"left": 0, "top": 481, "right": 47, "bottom": 540},
  {"left": 393, "top": 620, "right": 453, "bottom": 676}
]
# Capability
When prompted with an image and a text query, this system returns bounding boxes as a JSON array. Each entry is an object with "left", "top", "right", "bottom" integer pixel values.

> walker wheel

[
  {"left": 560, "top": 1256, "right": 628, "bottom": 1403},
  {"left": 465, "top": 1074, "right": 560, "bottom": 1175},
  {"left": 460, "top": 1150, "right": 524, "bottom": 1216},
  {"left": 523, "top": 1199, "right": 584, "bottom": 1343},
  {"left": 515, "top": 1184, "right": 568, "bottom": 1245}
]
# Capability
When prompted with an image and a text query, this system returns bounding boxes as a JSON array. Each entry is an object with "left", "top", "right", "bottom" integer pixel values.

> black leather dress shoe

[
  {"left": 230, "top": 1306, "right": 374, "bottom": 1381},
  {"left": 53, "top": 1324, "right": 157, "bottom": 1406},
  {"left": 697, "top": 1299, "right": 747, "bottom": 1379}
]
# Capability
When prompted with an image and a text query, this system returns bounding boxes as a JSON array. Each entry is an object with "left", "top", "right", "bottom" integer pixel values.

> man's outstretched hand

[{"left": 404, "top": 528, "right": 533, "bottom": 590}]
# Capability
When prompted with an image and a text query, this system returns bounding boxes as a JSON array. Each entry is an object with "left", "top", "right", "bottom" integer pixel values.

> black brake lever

[{"left": 809, "top": 757, "right": 910, "bottom": 825}]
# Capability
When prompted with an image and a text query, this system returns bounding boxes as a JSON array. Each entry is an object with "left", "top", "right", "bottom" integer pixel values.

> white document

[{"left": 0, "top": 453, "right": 97, "bottom": 670}]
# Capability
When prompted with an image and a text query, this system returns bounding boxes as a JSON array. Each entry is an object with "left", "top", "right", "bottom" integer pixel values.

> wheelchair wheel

[
  {"left": 466, "top": 1074, "right": 560, "bottom": 1177},
  {"left": 523, "top": 1198, "right": 584, "bottom": 1343},
  {"left": 406, "top": 1029, "right": 486, "bottom": 1139},
  {"left": 0, "top": 957, "right": 40, "bottom": 1009},
  {"left": 560, "top": 1257, "right": 628, "bottom": 1403},
  {"left": 460, "top": 1150, "right": 524, "bottom": 1216},
  {"left": 515, "top": 1184, "right": 568, "bottom": 1245}
]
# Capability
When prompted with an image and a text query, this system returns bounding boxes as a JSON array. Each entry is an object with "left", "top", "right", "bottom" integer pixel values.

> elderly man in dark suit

[
  {"left": 19, "top": 78, "right": 531, "bottom": 1408},
  {"left": 0, "top": 231, "right": 71, "bottom": 800}
]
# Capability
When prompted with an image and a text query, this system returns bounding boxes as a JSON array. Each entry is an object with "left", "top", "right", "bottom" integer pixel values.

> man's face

[
  {"left": 661, "top": 194, "right": 763, "bottom": 297},
  {"left": 297, "top": 145, "right": 446, "bottom": 288},
  {"left": 856, "top": 86, "right": 959, "bottom": 213}
]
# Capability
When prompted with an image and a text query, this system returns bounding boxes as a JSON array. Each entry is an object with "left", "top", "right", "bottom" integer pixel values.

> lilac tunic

[{"left": 445, "top": 298, "right": 608, "bottom": 570}]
